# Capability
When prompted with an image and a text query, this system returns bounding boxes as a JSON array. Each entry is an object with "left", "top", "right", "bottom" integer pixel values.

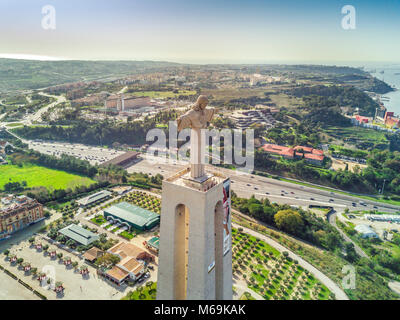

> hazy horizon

[{"left": 1, "top": 0, "right": 399, "bottom": 65}]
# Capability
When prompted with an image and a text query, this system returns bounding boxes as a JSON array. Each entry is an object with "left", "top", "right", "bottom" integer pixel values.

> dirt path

[{"left": 327, "top": 210, "right": 369, "bottom": 259}]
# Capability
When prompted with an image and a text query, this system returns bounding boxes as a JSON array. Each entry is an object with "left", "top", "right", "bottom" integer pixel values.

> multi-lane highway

[{"left": 128, "top": 155, "right": 400, "bottom": 214}]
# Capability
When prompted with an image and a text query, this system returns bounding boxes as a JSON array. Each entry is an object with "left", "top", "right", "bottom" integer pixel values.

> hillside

[{"left": 0, "top": 59, "right": 181, "bottom": 92}]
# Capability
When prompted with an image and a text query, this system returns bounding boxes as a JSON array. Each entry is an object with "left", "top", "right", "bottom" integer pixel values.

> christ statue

[{"left": 177, "top": 95, "right": 215, "bottom": 179}]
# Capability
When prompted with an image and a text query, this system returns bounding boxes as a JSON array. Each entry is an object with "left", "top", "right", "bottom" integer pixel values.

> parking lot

[{"left": 28, "top": 141, "right": 125, "bottom": 165}]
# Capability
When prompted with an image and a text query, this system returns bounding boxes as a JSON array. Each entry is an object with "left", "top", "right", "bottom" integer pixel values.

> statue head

[{"left": 192, "top": 95, "right": 209, "bottom": 111}]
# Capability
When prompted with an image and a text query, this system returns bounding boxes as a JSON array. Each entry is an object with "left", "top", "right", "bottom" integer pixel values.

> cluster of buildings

[
  {"left": 351, "top": 108, "right": 400, "bottom": 132},
  {"left": 56, "top": 221, "right": 153, "bottom": 286},
  {"left": 249, "top": 74, "right": 283, "bottom": 86},
  {"left": 229, "top": 108, "right": 278, "bottom": 130},
  {"left": 82, "top": 240, "right": 154, "bottom": 286},
  {"left": 0, "top": 195, "right": 44, "bottom": 240},
  {"left": 375, "top": 108, "right": 400, "bottom": 128},
  {"left": 261, "top": 144, "right": 325, "bottom": 165},
  {"left": 105, "top": 95, "right": 155, "bottom": 112},
  {"left": 100, "top": 242, "right": 154, "bottom": 285}
]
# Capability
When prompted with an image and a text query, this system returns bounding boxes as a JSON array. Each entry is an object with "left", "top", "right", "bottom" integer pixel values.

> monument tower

[{"left": 157, "top": 96, "right": 233, "bottom": 300}]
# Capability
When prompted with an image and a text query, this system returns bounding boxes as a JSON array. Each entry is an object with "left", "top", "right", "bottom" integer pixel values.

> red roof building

[
  {"left": 261, "top": 144, "right": 325, "bottom": 164},
  {"left": 304, "top": 153, "right": 325, "bottom": 162},
  {"left": 355, "top": 115, "right": 370, "bottom": 124},
  {"left": 261, "top": 144, "right": 294, "bottom": 159},
  {"left": 294, "top": 146, "right": 313, "bottom": 153},
  {"left": 294, "top": 145, "right": 325, "bottom": 164}
]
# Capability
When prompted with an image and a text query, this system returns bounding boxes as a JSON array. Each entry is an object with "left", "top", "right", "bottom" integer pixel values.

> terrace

[{"left": 165, "top": 166, "right": 226, "bottom": 192}]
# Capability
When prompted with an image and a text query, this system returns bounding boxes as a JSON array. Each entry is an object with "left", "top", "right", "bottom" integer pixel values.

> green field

[{"left": 0, "top": 164, "right": 95, "bottom": 191}]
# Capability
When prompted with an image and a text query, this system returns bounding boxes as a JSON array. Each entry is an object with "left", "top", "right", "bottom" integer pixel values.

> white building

[{"left": 354, "top": 224, "right": 379, "bottom": 239}]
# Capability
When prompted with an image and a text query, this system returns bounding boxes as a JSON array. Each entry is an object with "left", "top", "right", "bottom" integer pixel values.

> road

[
  {"left": 327, "top": 210, "right": 369, "bottom": 259},
  {"left": 0, "top": 92, "right": 66, "bottom": 130},
  {"left": 26, "top": 92, "right": 66, "bottom": 124},
  {"left": 128, "top": 155, "right": 400, "bottom": 214},
  {"left": 1, "top": 92, "right": 66, "bottom": 129},
  {"left": 233, "top": 223, "right": 349, "bottom": 300}
]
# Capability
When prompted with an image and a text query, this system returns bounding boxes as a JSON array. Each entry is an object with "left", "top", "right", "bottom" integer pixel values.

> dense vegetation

[
  {"left": 232, "top": 193, "right": 343, "bottom": 251},
  {"left": 286, "top": 85, "right": 380, "bottom": 117},
  {"left": 265, "top": 122, "right": 321, "bottom": 147},
  {"left": 14, "top": 120, "right": 154, "bottom": 146},
  {"left": 255, "top": 148, "right": 400, "bottom": 196}
]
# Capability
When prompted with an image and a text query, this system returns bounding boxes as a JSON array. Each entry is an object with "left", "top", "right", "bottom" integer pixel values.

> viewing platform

[{"left": 165, "top": 166, "right": 227, "bottom": 193}]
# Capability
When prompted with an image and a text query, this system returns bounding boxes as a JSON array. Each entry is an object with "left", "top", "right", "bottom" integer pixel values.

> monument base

[{"left": 157, "top": 166, "right": 233, "bottom": 300}]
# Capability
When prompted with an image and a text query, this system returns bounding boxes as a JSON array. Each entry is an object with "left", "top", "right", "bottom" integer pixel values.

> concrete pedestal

[{"left": 157, "top": 167, "right": 233, "bottom": 300}]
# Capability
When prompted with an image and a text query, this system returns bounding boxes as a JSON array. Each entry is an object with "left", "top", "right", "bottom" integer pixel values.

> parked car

[{"left": 137, "top": 277, "right": 145, "bottom": 284}]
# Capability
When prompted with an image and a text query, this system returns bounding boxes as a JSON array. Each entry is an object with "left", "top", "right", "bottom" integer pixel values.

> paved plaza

[
  {"left": 4, "top": 239, "right": 129, "bottom": 300},
  {"left": 0, "top": 270, "right": 39, "bottom": 300}
]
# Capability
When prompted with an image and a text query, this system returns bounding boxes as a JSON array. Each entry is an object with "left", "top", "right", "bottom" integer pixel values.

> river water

[{"left": 368, "top": 64, "right": 400, "bottom": 116}]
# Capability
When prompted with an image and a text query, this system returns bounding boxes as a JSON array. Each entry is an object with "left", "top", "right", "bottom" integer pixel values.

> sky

[{"left": 0, "top": 0, "right": 399, "bottom": 64}]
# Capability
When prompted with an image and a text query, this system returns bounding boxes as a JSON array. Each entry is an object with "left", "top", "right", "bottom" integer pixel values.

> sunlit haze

[{"left": 0, "top": 0, "right": 399, "bottom": 63}]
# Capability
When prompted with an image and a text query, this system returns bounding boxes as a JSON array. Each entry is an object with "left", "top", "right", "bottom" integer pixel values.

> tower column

[
  {"left": 157, "top": 171, "right": 232, "bottom": 300},
  {"left": 190, "top": 128, "right": 205, "bottom": 179}
]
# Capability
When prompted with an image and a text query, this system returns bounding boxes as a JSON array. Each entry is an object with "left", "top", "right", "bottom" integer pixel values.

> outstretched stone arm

[
  {"left": 177, "top": 114, "right": 192, "bottom": 132},
  {"left": 205, "top": 107, "right": 215, "bottom": 123}
]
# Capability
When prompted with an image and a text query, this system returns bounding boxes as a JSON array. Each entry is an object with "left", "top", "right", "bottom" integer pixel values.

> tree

[
  {"left": 66, "top": 239, "right": 76, "bottom": 248},
  {"left": 95, "top": 253, "right": 120, "bottom": 268},
  {"left": 274, "top": 210, "right": 304, "bottom": 235},
  {"left": 344, "top": 242, "right": 359, "bottom": 263}
]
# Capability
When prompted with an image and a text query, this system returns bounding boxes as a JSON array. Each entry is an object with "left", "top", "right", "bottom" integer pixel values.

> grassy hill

[{"left": 0, "top": 59, "right": 181, "bottom": 92}]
